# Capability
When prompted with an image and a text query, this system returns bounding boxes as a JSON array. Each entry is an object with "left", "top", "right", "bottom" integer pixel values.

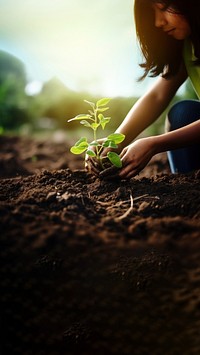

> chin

[{"left": 173, "top": 34, "right": 187, "bottom": 40}]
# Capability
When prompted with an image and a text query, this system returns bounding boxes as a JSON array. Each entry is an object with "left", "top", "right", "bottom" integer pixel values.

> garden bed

[{"left": 1, "top": 135, "right": 200, "bottom": 355}]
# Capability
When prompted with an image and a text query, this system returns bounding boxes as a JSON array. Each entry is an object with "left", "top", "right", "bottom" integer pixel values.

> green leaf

[
  {"left": 70, "top": 145, "right": 88, "bottom": 154},
  {"left": 68, "top": 114, "right": 92, "bottom": 122},
  {"left": 102, "top": 139, "right": 118, "bottom": 148},
  {"left": 97, "top": 107, "right": 109, "bottom": 112},
  {"left": 74, "top": 137, "right": 88, "bottom": 146},
  {"left": 91, "top": 123, "right": 100, "bottom": 130},
  {"left": 98, "top": 114, "right": 111, "bottom": 129},
  {"left": 102, "top": 140, "right": 110, "bottom": 148},
  {"left": 86, "top": 149, "right": 96, "bottom": 157},
  {"left": 107, "top": 133, "right": 125, "bottom": 144},
  {"left": 71, "top": 138, "right": 89, "bottom": 154},
  {"left": 80, "top": 120, "right": 92, "bottom": 128},
  {"left": 96, "top": 98, "right": 111, "bottom": 107},
  {"left": 107, "top": 152, "right": 122, "bottom": 168},
  {"left": 109, "top": 141, "right": 118, "bottom": 149},
  {"left": 84, "top": 99, "right": 95, "bottom": 108},
  {"left": 90, "top": 141, "right": 99, "bottom": 146},
  {"left": 98, "top": 113, "right": 104, "bottom": 120}
]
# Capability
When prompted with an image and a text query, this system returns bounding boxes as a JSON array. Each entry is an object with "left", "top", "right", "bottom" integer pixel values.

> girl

[{"left": 86, "top": 0, "right": 200, "bottom": 179}]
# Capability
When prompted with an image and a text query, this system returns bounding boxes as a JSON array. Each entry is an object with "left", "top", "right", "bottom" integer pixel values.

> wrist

[{"left": 144, "top": 136, "right": 161, "bottom": 155}]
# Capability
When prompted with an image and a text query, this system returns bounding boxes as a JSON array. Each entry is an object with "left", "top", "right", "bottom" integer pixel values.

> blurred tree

[
  {"left": 39, "top": 78, "right": 88, "bottom": 127},
  {"left": 0, "top": 51, "right": 29, "bottom": 131},
  {"left": 39, "top": 78, "right": 138, "bottom": 134}
]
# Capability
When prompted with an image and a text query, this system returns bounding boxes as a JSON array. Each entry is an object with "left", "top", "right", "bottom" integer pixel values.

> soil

[{"left": 0, "top": 134, "right": 200, "bottom": 355}]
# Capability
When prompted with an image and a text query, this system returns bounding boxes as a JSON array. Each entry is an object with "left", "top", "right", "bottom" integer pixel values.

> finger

[
  {"left": 120, "top": 161, "right": 144, "bottom": 179},
  {"left": 119, "top": 148, "right": 128, "bottom": 160},
  {"left": 100, "top": 148, "right": 110, "bottom": 158},
  {"left": 85, "top": 162, "right": 99, "bottom": 175},
  {"left": 99, "top": 165, "right": 120, "bottom": 178},
  {"left": 118, "top": 163, "right": 139, "bottom": 179},
  {"left": 85, "top": 158, "right": 101, "bottom": 175},
  {"left": 120, "top": 152, "right": 132, "bottom": 169},
  {"left": 125, "top": 169, "right": 139, "bottom": 179},
  {"left": 85, "top": 155, "right": 100, "bottom": 168}
]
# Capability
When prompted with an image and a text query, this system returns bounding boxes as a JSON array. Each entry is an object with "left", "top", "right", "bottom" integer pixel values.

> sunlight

[
  {"left": 0, "top": 0, "right": 144, "bottom": 97},
  {"left": 25, "top": 80, "right": 43, "bottom": 96}
]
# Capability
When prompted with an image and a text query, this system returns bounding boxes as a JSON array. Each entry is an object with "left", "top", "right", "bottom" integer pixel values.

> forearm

[
  {"left": 154, "top": 119, "right": 200, "bottom": 153},
  {"left": 115, "top": 65, "right": 187, "bottom": 151},
  {"left": 115, "top": 91, "right": 170, "bottom": 148}
]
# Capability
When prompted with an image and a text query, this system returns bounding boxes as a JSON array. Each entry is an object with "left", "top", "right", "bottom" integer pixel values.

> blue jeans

[{"left": 166, "top": 100, "right": 200, "bottom": 173}]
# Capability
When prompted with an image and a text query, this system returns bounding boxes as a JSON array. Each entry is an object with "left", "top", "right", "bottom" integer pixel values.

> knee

[{"left": 166, "top": 100, "right": 200, "bottom": 132}]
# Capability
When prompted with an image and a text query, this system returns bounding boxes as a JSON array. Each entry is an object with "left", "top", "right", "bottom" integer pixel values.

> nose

[{"left": 154, "top": 9, "right": 167, "bottom": 28}]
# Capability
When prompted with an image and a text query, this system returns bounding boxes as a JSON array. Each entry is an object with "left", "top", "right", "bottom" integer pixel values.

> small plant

[{"left": 67, "top": 98, "right": 125, "bottom": 170}]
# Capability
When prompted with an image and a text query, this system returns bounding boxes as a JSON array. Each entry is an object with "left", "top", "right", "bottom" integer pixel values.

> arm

[
  {"left": 87, "top": 63, "right": 187, "bottom": 176},
  {"left": 154, "top": 119, "right": 200, "bottom": 152},
  {"left": 100, "top": 64, "right": 192, "bottom": 179},
  {"left": 117, "top": 120, "right": 200, "bottom": 179},
  {"left": 116, "top": 63, "right": 188, "bottom": 150}
]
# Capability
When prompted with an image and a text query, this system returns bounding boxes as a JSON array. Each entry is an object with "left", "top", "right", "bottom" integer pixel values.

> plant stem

[
  {"left": 94, "top": 106, "right": 100, "bottom": 160},
  {"left": 92, "top": 105, "right": 105, "bottom": 170}
]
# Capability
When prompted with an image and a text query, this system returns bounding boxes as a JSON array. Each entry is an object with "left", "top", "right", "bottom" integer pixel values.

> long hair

[{"left": 134, "top": 0, "right": 200, "bottom": 80}]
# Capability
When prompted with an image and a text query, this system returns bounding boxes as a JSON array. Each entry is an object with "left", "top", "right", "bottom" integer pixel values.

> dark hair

[{"left": 134, "top": 0, "right": 200, "bottom": 80}]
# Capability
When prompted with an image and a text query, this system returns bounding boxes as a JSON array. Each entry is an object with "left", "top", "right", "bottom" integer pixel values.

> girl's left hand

[
  {"left": 100, "top": 137, "right": 157, "bottom": 179},
  {"left": 119, "top": 137, "right": 156, "bottom": 178}
]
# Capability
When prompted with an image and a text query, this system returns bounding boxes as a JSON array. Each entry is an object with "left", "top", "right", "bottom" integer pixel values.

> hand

[
  {"left": 100, "top": 137, "right": 156, "bottom": 179},
  {"left": 119, "top": 137, "right": 156, "bottom": 179},
  {"left": 85, "top": 155, "right": 101, "bottom": 175},
  {"left": 85, "top": 138, "right": 110, "bottom": 175}
]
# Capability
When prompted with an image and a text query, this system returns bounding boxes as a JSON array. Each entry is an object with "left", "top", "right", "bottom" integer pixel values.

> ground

[{"left": 0, "top": 134, "right": 200, "bottom": 355}]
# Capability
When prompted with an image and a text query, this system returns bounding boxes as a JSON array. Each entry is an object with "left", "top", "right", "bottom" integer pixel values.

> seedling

[{"left": 67, "top": 98, "right": 125, "bottom": 170}]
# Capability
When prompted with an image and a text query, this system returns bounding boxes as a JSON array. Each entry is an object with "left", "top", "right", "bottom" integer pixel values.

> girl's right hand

[
  {"left": 85, "top": 138, "right": 107, "bottom": 175},
  {"left": 85, "top": 153, "right": 101, "bottom": 175},
  {"left": 85, "top": 138, "right": 116, "bottom": 175}
]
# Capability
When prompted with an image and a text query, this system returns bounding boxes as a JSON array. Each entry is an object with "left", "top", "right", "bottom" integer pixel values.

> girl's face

[{"left": 152, "top": 2, "right": 191, "bottom": 40}]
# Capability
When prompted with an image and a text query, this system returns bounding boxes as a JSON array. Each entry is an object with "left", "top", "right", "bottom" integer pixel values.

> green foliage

[
  {"left": 0, "top": 51, "right": 30, "bottom": 130},
  {"left": 107, "top": 151, "right": 122, "bottom": 168},
  {"left": 68, "top": 98, "right": 125, "bottom": 169},
  {"left": 37, "top": 79, "right": 137, "bottom": 133},
  {"left": 1, "top": 50, "right": 194, "bottom": 138}
]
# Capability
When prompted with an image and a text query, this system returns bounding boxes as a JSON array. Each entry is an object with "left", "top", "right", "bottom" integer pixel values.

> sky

[{"left": 0, "top": 0, "right": 153, "bottom": 97}]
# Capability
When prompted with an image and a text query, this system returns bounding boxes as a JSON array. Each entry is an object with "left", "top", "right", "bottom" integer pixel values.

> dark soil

[{"left": 0, "top": 134, "right": 200, "bottom": 355}]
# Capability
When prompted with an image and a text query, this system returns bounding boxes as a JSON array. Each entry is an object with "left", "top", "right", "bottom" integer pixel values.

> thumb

[{"left": 119, "top": 147, "right": 128, "bottom": 159}]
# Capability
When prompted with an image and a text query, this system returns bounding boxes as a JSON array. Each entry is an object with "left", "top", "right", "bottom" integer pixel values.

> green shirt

[{"left": 184, "top": 39, "right": 200, "bottom": 99}]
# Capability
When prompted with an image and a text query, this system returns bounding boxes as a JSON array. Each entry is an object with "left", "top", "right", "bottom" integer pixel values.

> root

[
  {"left": 114, "top": 194, "right": 160, "bottom": 221},
  {"left": 115, "top": 193, "right": 134, "bottom": 221},
  {"left": 97, "top": 193, "right": 160, "bottom": 221}
]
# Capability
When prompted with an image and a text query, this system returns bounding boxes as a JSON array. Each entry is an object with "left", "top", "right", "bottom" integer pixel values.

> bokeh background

[{"left": 0, "top": 0, "right": 197, "bottom": 139}]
